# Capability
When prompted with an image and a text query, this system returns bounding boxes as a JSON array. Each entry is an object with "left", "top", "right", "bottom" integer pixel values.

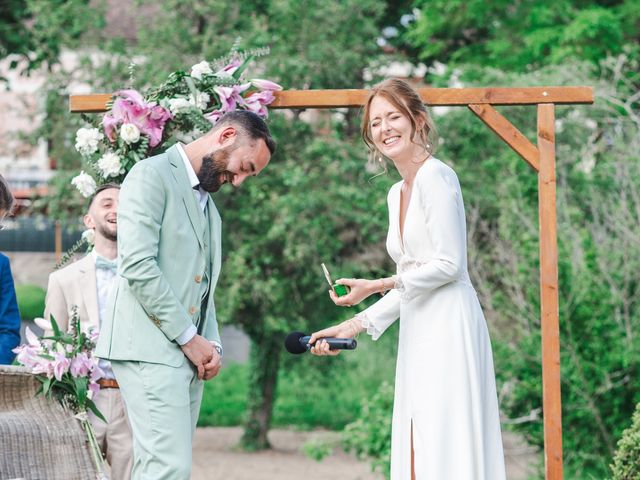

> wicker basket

[{"left": 0, "top": 365, "right": 98, "bottom": 480}]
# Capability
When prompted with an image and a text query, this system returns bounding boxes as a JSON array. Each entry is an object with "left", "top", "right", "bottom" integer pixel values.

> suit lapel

[
  {"left": 207, "top": 196, "right": 220, "bottom": 273},
  {"left": 168, "top": 145, "right": 206, "bottom": 252},
  {"left": 78, "top": 255, "right": 100, "bottom": 330}
]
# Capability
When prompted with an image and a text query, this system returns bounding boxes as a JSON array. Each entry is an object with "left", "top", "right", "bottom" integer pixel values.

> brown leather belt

[{"left": 97, "top": 378, "right": 120, "bottom": 389}]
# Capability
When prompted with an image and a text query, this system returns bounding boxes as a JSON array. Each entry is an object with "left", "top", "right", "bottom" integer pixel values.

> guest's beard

[
  {"left": 95, "top": 221, "right": 117, "bottom": 242},
  {"left": 198, "top": 147, "right": 232, "bottom": 192}
]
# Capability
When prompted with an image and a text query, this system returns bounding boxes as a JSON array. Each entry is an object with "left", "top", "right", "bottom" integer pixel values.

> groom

[{"left": 96, "top": 110, "right": 275, "bottom": 479}]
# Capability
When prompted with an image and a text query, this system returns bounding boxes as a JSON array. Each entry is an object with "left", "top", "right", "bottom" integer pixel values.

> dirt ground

[{"left": 190, "top": 427, "right": 538, "bottom": 480}]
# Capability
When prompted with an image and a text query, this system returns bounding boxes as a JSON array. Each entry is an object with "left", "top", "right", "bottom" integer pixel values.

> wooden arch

[{"left": 70, "top": 85, "right": 594, "bottom": 480}]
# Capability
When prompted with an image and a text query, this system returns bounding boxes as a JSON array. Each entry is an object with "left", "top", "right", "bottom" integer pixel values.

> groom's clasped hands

[{"left": 180, "top": 334, "right": 222, "bottom": 380}]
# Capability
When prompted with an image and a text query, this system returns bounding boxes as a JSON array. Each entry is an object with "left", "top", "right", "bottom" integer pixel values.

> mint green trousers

[{"left": 111, "top": 358, "right": 203, "bottom": 480}]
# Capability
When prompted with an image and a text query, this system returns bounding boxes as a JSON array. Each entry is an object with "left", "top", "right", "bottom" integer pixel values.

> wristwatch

[{"left": 213, "top": 344, "right": 223, "bottom": 357}]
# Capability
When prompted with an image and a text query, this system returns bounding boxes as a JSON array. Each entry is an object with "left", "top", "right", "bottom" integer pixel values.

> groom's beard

[{"left": 198, "top": 147, "right": 232, "bottom": 192}]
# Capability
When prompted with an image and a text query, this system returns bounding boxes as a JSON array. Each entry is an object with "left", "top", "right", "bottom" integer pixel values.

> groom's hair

[{"left": 210, "top": 110, "right": 277, "bottom": 155}]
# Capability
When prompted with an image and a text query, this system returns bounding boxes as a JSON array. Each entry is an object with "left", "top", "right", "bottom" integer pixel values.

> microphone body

[
  {"left": 300, "top": 336, "right": 357, "bottom": 351},
  {"left": 284, "top": 331, "right": 357, "bottom": 354}
]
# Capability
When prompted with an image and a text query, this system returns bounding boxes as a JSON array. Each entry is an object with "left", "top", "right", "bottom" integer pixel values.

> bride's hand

[
  {"left": 329, "top": 278, "right": 376, "bottom": 307},
  {"left": 309, "top": 319, "right": 360, "bottom": 356}
]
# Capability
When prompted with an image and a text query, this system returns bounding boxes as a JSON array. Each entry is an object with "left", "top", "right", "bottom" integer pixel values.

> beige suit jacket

[{"left": 44, "top": 254, "right": 100, "bottom": 333}]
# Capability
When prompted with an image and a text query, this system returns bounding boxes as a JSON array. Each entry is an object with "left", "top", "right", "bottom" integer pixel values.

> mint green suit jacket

[{"left": 96, "top": 145, "right": 222, "bottom": 367}]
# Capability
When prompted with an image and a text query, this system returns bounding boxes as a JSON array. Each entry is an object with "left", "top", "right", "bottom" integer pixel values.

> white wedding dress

[{"left": 359, "top": 158, "right": 506, "bottom": 479}]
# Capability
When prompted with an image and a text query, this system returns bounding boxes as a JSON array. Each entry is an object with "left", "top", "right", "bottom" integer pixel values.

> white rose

[
  {"left": 168, "top": 97, "right": 193, "bottom": 115},
  {"left": 81, "top": 228, "right": 95, "bottom": 245},
  {"left": 71, "top": 171, "right": 97, "bottom": 198},
  {"left": 190, "top": 61, "right": 212, "bottom": 80},
  {"left": 120, "top": 123, "right": 140, "bottom": 144},
  {"left": 74, "top": 127, "right": 104, "bottom": 156},
  {"left": 97, "top": 152, "right": 123, "bottom": 178},
  {"left": 189, "top": 91, "right": 210, "bottom": 110}
]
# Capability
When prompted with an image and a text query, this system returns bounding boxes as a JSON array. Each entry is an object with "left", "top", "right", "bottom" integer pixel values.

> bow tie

[{"left": 95, "top": 256, "right": 117, "bottom": 273}]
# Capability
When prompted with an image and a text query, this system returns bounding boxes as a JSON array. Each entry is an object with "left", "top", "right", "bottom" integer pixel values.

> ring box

[{"left": 333, "top": 283, "right": 350, "bottom": 297}]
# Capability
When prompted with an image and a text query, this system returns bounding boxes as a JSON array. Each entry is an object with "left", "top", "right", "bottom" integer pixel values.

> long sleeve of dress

[
  {"left": 395, "top": 166, "right": 466, "bottom": 302},
  {"left": 358, "top": 288, "right": 401, "bottom": 341}
]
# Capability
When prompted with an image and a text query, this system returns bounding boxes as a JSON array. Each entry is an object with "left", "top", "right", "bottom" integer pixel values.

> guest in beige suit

[{"left": 45, "top": 183, "right": 133, "bottom": 480}]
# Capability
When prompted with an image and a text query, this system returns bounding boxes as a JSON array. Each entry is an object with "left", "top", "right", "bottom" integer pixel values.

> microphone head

[{"left": 284, "top": 331, "right": 308, "bottom": 355}]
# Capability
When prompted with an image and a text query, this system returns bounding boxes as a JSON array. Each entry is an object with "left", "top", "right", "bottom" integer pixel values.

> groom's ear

[{"left": 217, "top": 126, "right": 238, "bottom": 147}]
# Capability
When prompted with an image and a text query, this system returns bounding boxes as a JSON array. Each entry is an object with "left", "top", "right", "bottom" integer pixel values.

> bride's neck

[{"left": 394, "top": 148, "right": 430, "bottom": 185}]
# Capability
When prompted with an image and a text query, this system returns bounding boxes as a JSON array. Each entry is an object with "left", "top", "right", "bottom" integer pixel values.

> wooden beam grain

[
  {"left": 537, "top": 103, "right": 563, "bottom": 480},
  {"left": 468, "top": 104, "right": 540, "bottom": 171},
  {"left": 69, "top": 86, "right": 594, "bottom": 113}
]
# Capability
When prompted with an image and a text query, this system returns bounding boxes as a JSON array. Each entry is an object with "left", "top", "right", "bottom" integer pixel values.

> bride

[{"left": 309, "top": 78, "right": 506, "bottom": 479}]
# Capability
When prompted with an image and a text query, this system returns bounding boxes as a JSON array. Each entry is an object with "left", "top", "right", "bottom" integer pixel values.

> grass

[
  {"left": 198, "top": 321, "right": 398, "bottom": 430},
  {"left": 15, "top": 284, "right": 46, "bottom": 321}
]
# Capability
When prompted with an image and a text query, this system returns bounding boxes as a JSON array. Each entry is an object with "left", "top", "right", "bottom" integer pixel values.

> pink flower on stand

[
  {"left": 214, "top": 59, "right": 241, "bottom": 78},
  {"left": 250, "top": 79, "right": 283, "bottom": 91},
  {"left": 242, "top": 90, "right": 275, "bottom": 118},
  {"left": 102, "top": 90, "right": 173, "bottom": 148}
]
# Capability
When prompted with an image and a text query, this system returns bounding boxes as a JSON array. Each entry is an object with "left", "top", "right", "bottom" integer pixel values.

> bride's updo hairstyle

[{"left": 361, "top": 78, "right": 437, "bottom": 169}]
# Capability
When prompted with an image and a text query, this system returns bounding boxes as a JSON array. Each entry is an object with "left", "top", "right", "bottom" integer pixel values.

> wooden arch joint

[{"left": 468, "top": 103, "right": 540, "bottom": 172}]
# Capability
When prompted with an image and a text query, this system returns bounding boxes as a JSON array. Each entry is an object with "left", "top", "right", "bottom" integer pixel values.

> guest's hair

[
  {"left": 361, "top": 78, "right": 438, "bottom": 169},
  {"left": 88, "top": 183, "right": 120, "bottom": 209},
  {"left": 0, "top": 174, "right": 14, "bottom": 213},
  {"left": 210, "top": 110, "right": 277, "bottom": 155}
]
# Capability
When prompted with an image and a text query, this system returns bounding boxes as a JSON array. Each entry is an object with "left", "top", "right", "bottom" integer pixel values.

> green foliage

[
  {"left": 407, "top": 0, "right": 637, "bottom": 72},
  {"left": 0, "top": 0, "right": 105, "bottom": 72},
  {"left": 15, "top": 284, "right": 46, "bottom": 321},
  {"left": 611, "top": 403, "right": 640, "bottom": 480},
  {"left": 342, "top": 381, "right": 394, "bottom": 479}
]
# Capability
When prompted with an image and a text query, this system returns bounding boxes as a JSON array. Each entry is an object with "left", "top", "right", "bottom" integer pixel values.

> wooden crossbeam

[
  {"left": 69, "top": 86, "right": 593, "bottom": 113},
  {"left": 468, "top": 104, "right": 540, "bottom": 171}
]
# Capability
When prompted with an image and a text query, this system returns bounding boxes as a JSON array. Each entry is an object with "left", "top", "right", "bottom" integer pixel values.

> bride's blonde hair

[{"left": 361, "top": 78, "right": 438, "bottom": 170}]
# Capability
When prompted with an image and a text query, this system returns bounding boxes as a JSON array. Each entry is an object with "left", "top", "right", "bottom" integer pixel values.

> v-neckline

[{"left": 398, "top": 181, "right": 413, "bottom": 253}]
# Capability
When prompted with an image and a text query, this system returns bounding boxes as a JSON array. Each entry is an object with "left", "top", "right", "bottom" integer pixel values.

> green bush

[
  {"left": 342, "top": 381, "right": 394, "bottom": 479},
  {"left": 611, "top": 402, "right": 640, "bottom": 480},
  {"left": 15, "top": 284, "right": 46, "bottom": 321}
]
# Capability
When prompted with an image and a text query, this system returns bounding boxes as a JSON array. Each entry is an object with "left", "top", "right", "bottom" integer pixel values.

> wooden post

[
  {"left": 537, "top": 103, "right": 563, "bottom": 479},
  {"left": 54, "top": 221, "right": 62, "bottom": 263}
]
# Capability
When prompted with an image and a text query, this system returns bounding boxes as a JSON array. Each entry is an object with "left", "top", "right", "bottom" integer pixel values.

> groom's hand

[
  {"left": 203, "top": 351, "right": 222, "bottom": 381},
  {"left": 180, "top": 334, "right": 214, "bottom": 379}
]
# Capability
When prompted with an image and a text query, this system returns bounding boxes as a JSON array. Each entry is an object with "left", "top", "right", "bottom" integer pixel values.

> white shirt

[{"left": 92, "top": 250, "right": 117, "bottom": 379}]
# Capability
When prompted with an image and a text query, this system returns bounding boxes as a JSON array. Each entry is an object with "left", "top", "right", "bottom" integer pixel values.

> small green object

[{"left": 333, "top": 284, "right": 350, "bottom": 297}]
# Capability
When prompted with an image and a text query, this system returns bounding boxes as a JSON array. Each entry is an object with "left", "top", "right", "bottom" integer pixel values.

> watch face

[{"left": 214, "top": 345, "right": 223, "bottom": 356}]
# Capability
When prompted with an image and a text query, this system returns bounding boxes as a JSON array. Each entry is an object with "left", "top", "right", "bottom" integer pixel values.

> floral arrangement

[
  {"left": 71, "top": 47, "right": 281, "bottom": 198},
  {"left": 13, "top": 309, "right": 107, "bottom": 477}
]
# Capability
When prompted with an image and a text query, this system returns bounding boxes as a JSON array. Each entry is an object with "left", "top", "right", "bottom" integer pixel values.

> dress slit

[{"left": 411, "top": 419, "right": 416, "bottom": 480}]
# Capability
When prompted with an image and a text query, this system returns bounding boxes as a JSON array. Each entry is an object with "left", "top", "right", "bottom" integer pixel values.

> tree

[{"left": 406, "top": 0, "right": 639, "bottom": 73}]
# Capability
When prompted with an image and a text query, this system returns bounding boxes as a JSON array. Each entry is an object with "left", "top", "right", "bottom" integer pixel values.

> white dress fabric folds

[{"left": 359, "top": 158, "right": 506, "bottom": 479}]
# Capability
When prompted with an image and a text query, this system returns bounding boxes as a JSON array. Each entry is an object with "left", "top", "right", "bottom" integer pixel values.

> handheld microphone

[{"left": 284, "top": 331, "right": 357, "bottom": 355}]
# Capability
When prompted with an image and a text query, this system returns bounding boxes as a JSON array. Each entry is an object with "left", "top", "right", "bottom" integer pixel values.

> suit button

[
  {"left": 194, "top": 275, "right": 202, "bottom": 284},
  {"left": 189, "top": 306, "right": 197, "bottom": 315}
]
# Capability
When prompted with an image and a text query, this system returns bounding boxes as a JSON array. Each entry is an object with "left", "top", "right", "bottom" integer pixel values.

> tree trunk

[{"left": 240, "top": 334, "right": 281, "bottom": 450}]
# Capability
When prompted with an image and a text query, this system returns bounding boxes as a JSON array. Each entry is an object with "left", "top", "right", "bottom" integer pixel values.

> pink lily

[
  {"left": 250, "top": 79, "right": 283, "bottom": 91},
  {"left": 52, "top": 352, "right": 71, "bottom": 381},
  {"left": 215, "top": 59, "right": 241, "bottom": 77},
  {"left": 70, "top": 352, "right": 92, "bottom": 378},
  {"left": 204, "top": 109, "right": 224, "bottom": 125}
]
